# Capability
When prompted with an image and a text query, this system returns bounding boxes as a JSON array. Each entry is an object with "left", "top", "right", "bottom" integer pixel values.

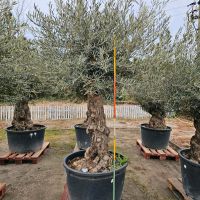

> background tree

[
  {"left": 0, "top": 0, "right": 56, "bottom": 130},
  {"left": 29, "top": 0, "right": 172, "bottom": 171},
  {"left": 169, "top": 22, "right": 200, "bottom": 162},
  {"left": 128, "top": 2, "right": 185, "bottom": 129}
]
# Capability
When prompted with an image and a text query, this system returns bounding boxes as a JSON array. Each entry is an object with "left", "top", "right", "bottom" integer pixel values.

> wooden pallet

[
  {"left": 0, "top": 183, "right": 6, "bottom": 200},
  {"left": 0, "top": 142, "right": 50, "bottom": 165},
  {"left": 61, "top": 184, "right": 70, "bottom": 200},
  {"left": 136, "top": 139, "right": 179, "bottom": 161},
  {"left": 168, "top": 178, "right": 192, "bottom": 200}
]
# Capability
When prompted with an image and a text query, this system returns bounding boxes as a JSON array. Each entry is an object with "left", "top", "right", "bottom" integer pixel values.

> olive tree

[
  {"left": 128, "top": 3, "right": 185, "bottom": 129},
  {"left": 29, "top": 0, "right": 172, "bottom": 171},
  {"left": 169, "top": 23, "right": 200, "bottom": 162},
  {"left": 0, "top": 0, "right": 55, "bottom": 130}
]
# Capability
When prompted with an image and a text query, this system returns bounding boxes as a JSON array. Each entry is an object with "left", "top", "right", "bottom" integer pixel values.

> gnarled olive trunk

[
  {"left": 12, "top": 100, "right": 33, "bottom": 130},
  {"left": 190, "top": 115, "right": 200, "bottom": 163},
  {"left": 142, "top": 102, "right": 167, "bottom": 129},
  {"left": 149, "top": 114, "right": 166, "bottom": 129},
  {"left": 84, "top": 95, "right": 111, "bottom": 172}
]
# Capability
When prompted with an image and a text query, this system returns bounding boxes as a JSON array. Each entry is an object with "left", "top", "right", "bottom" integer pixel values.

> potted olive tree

[
  {"left": 169, "top": 23, "right": 200, "bottom": 199},
  {"left": 29, "top": 0, "right": 171, "bottom": 199},
  {"left": 130, "top": 23, "right": 175, "bottom": 150},
  {"left": 0, "top": 2, "right": 50, "bottom": 153}
]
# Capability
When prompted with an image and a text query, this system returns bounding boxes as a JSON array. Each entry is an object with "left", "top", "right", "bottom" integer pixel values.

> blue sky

[
  {"left": 17, "top": 0, "right": 191, "bottom": 36},
  {"left": 167, "top": 0, "right": 191, "bottom": 35}
]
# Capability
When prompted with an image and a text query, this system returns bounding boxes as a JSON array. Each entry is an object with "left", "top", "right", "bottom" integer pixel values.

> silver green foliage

[
  {"left": 29, "top": 0, "right": 172, "bottom": 101},
  {"left": 169, "top": 22, "right": 200, "bottom": 118},
  {"left": 0, "top": 0, "right": 59, "bottom": 103},
  {"left": 131, "top": 15, "right": 200, "bottom": 119}
]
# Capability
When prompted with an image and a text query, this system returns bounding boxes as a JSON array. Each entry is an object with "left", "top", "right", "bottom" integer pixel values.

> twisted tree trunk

[
  {"left": 149, "top": 113, "right": 166, "bottom": 129},
  {"left": 190, "top": 115, "right": 200, "bottom": 163},
  {"left": 70, "top": 95, "right": 112, "bottom": 172},
  {"left": 12, "top": 100, "right": 33, "bottom": 130},
  {"left": 143, "top": 102, "right": 167, "bottom": 129},
  {"left": 84, "top": 95, "right": 112, "bottom": 172}
]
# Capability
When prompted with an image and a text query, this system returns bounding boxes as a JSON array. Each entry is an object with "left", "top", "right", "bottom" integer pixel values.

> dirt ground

[{"left": 0, "top": 118, "right": 195, "bottom": 200}]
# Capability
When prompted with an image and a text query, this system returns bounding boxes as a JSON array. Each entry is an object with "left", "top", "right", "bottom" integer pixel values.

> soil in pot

[
  {"left": 64, "top": 150, "right": 128, "bottom": 200},
  {"left": 74, "top": 124, "right": 92, "bottom": 149},
  {"left": 141, "top": 123, "right": 172, "bottom": 149},
  {"left": 179, "top": 148, "right": 200, "bottom": 200},
  {"left": 6, "top": 124, "right": 46, "bottom": 153}
]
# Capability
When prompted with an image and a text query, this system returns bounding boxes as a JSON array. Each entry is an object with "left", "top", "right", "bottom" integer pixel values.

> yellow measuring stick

[{"left": 113, "top": 36, "right": 117, "bottom": 200}]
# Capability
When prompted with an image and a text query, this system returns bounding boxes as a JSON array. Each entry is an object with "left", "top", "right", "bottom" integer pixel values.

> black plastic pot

[
  {"left": 6, "top": 124, "right": 46, "bottom": 153},
  {"left": 74, "top": 124, "right": 91, "bottom": 149},
  {"left": 179, "top": 149, "right": 200, "bottom": 200},
  {"left": 64, "top": 150, "right": 128, "bottom": 200},
  {"left": 141, "top": 123, "right": 171, "bottom": 149}
]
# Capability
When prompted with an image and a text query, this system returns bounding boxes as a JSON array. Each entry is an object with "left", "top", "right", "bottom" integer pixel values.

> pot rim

[
  {"left": 179, "top": 148, "right": 200, "bottom": 167},
  {"left": 74, "top": 124, "right": 87, "bottom": 129},
  {"left": 63, "top": 150, "right": 128, "bottom": 177},
  {"left": 6, "top": 124, "right": 46, "bottom": 133},
  {"left": 141, "top": 123, "right": 172, "bottom": 131}
]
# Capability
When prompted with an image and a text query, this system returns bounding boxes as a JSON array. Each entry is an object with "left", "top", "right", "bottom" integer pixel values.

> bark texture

[
  {"left": 12, "top": 100, "right": 33, "bottom": 130},
  {"left": 70, "top": 95, "right": 112, "bottom": 172},
  {"left": 85, "top": 95, "right": 110, "bottom": 159},
  {"left": 149, "top": 114, "right": 166, "bottom": 129},
  {"left": 143, "top": 102, "right": 166, "bottom": 129},
  {"left": 190, "top": 115, "right": 200, "bottom": 163}
]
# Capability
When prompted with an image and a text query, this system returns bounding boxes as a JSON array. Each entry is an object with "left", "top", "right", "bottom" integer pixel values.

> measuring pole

[{"left": 113, "top": 37, "right": 117, "bottom": 200}]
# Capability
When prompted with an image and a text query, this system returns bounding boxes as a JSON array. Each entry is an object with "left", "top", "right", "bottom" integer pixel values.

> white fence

[{"left": 0, "top": 104, "right": 150, "bottom": 121}]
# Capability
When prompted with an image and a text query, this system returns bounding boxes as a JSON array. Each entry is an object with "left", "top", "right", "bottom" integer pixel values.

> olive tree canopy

[
  {"left": 29, "top": 0, "right": 172, "bottom": 101},
  {"left": 0, "top": 0, "right": 44, "bottom": 103},
  {"left": 0, "top": 0, "right": 59, "bottom": 130},
  {"left": 169, "top": 23, "right": 200, "bottom": 162}
]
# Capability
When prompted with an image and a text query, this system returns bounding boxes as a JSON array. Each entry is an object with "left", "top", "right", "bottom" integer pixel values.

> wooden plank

[
  {"left": 0, "top": 183, "right": 6, "bottom": 200},
  {"left": 149, "top": 149, "right": 159, "bottom": 155},
  {"left": 163, "top": 149, "right": 174, "bottom": 157},
  {"left": 156, "top": 150, "right": 165, "bottom": 156},
  {"left": 156, "top": 150, "right": 166, "bottom": 160},
  {"left": 168, "top": 146, "right": 179, "bottom": 161},
  {"left": 8, "top": 153, "right": 18, "bottom": 159},
  {"left": 0, "top": 153, "right": 12, "bottom": 160},
  {"left": 137, "top": 139, "right": 151, "bottom": 154},
  {"left": 168, "top": 178, "right": 192, "bottom": 200},
  {"left": 15, "top": 153, "right": 26, "bottom": 159},
  {"left": 168, "top": 146, "right": 179, "bottom": 156},
  {"left": 0, "top": 183, "right": 6, "bottom": 191},
  {"left": 15, "top": 153, "right": 27, "bottom": 164},
  {"left": 23, "top": 152, "right": 34, "bottom": 159},
  {"left": 61, "top": 184, "right": 70, "bottom": 200},
  {"left": 136, "top": 139, "right": 151, "bottom": 159},
  {"left": 31, "top": 142, "right": 50, "bottom": 159}
]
